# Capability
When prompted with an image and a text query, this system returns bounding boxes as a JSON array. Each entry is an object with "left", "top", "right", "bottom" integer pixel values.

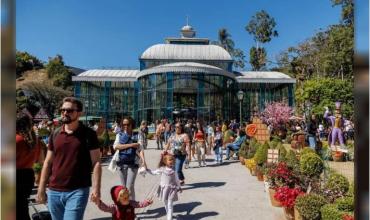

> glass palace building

[{"left": 72, "top": 25, "right": 295, "bottom": 124}]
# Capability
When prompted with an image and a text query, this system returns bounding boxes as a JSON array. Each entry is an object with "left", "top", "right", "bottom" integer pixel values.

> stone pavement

[{"left": 30, "top": 140, "right": 284, "bottom": 220}]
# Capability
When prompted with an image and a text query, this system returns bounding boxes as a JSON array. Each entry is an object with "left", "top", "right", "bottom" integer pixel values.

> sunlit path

[{"left": 82, "top": 140, "right": 283, "bottom": 220}]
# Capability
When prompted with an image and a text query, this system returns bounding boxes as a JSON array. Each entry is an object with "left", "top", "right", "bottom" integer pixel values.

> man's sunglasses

[{"left": 60, "top": 108, "right": 78, "bottom": 113}]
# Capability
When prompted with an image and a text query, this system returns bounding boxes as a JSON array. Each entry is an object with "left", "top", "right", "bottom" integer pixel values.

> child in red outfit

[{"left": 93, "top": 185, "right": 152, "bottom": 220}]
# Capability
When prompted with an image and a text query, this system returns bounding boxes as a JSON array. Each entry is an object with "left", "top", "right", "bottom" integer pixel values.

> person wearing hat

[
  {"left": 92, "top": 185, "right": 152, "bottom": 220},
  {"left": 324, "top": 102, "right": 346, "bottom": 149}
]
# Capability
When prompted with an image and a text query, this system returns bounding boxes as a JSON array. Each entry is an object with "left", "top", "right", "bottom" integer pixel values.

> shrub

[
  {"left": 325, "top": 173, "right": 349, "bottom": 196},
  {"left": 347, "top": 181, "right": 354, "bottom": 197},
  {"left": 246, "top": 141, "right": 260, "bottom": 159},
  {"left": 253, "top": 142, "right": 269, "bottom": 165},
  {"left": 277, "top": 144, "right": 287, "bottom": 162},
  {"left": 300, "top": 153, "right": 324, "bottom": 177},
  {"left": 286, "top": 150, "right": 299, "bottom": 169},
  {"left": 300, "top": 147, "right": 316, "bottom": 156},
  {"left": 295, "top": 194, "right": 327, "bottom": 220},
  {"left": 238, "top": 140, "right": 249, "bottom": 158},
  {"left": 335, "top": 197, "right": 354, "bottom": 212},
  {"left": 274, "top": 186, "right": 304, "bottom": 208},
  {"left": 32, "top": 163, "right": 42, "bottom": 173},
  {"left": 321, "top": 204, "right": 343, "bottom": 220}
]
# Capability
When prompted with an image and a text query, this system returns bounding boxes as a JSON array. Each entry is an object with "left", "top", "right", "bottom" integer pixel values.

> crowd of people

[{"left": 17, "top": 96, "right": 355, "bottom": 220}]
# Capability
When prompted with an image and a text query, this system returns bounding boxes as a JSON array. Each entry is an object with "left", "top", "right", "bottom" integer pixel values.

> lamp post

[
  {"left": 226, "top": 79, "right": 232, "bottom": 120},
  {"left": 84, "top": 100, "right": 89, "bottom": 125},
  {"left": 237, "top": 90, "right": 244, "bottom": 124}
]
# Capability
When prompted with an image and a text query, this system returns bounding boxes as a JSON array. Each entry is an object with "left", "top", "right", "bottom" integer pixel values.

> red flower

[
  {"left": 274, "top": 186, "right": 304, "bottom": 208},
  {"left": 342, "top": 214, "right": 354, "bottom": 220},
  {"left": 267, "top": 162, "right": 299, "bottom": 188}
]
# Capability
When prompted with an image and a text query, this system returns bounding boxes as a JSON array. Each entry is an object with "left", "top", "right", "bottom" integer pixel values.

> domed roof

[
  {"left": 140, "top": 44, "right": 233, "bottom": 61},
  {"left": 137, "top": 62, "right": 235, "bottom": 79}
]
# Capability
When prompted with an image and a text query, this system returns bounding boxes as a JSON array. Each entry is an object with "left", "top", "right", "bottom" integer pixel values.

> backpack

[
  {"left": 51, "top": 124, "right": 91, "bottom": 148},
  {"left": 117, "top": 132, "right": 137, "bottom": 165}
]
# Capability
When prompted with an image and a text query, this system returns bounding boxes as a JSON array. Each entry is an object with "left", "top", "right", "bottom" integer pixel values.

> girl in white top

[{"left": 147, "top": 152, "right": 182, "bottom": 220}]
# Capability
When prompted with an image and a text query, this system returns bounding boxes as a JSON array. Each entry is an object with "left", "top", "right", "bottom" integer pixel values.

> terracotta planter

[
  {"left": 283, "top": 207, "right": 294, "bottom": 220},
  {"left": 256, "top": 170, "right": 264, "bottom": 181},
  {"left": 239, "top": 156, "right": 245, "bottom": 165},
  {"left": 332, "top": 151, "right": 344, "bottom": 162},
  {"left": 268, "top": 188, "right": 282, "bottom": 207},
  {"left": 294, "top": 206, "right": 303, "bottom": 220},
  {"left": 251, "top": 167, "right": 257, "bottom": 176}
]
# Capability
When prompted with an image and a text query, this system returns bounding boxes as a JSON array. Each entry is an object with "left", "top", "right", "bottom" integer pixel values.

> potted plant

[
  {"left": 253, "top": 142, "right": 269, "bottom": 181},
  {"left": 299, "top": 147, "right": 316, "bottom": 156},
  {"left": 238, "top": 141, "right": 248, "bottom": 165},
  {"left": 294, "top": 194, "right": 327, "bottom": 220},
  {"left": 32, "top": 162, "right": 42, "bottom": 185},
  {"left": 322, "top": 173, "right": 349, "bottom": 202},
  {"left": 245, "top": 158, "right": 257, "bottom": 175},
  {"left": 331, "top": 150, "right": 344, "bottom": 162},
  {"left": 299, "top": 153, "right": 324, "bottom": 177},
  {"left": 320, "top": 202, "right": 354, "bottom": 220},
  {"left": 274, "top": 186, "right": 304, "bottom": 220},
  {"left": 266, "top": 162, "right": 299, "bottom": 207}
]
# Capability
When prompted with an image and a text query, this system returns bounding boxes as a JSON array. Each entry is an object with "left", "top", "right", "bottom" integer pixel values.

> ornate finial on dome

[{"left": 181, "top": 16, "right": 196, "bottom": 38}]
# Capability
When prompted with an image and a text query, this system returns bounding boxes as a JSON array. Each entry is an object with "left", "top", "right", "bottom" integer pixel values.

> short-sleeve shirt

[
  {"left": 16, "top": 134, "right": 41, "bottom": 169},
  {"left": 48, "top": 123, "right": 99, "bottom": 191}
]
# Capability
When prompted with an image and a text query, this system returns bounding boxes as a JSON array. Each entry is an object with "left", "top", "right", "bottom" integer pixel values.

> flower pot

[
  {"left": 239, "top": 156, "right": 245, "bottom": 165},
  {"left": 294, "top": 206, "right": 303, "bottom": 220},
  {"left": 251, "top": 167, "right": 257, "bottom": 176},
  {"left": 283, "top": 207, "right": 294, "bottom": 220},
  {"left": 332, "top": 151, "right": 344, "bottom": 162},
  {"left": 268, "top": 188, "right": 282, "bottom": 207},
  {"left": 256, "top": 170, "right": 264, "bottom": 181}
]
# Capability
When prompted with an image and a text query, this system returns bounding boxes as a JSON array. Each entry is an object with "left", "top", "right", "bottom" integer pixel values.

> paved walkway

[{"left": 31, "top": 140, "right": 284, "bottom": 220}]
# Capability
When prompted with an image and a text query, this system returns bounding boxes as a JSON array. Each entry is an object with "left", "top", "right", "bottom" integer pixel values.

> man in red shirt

[{"left": 36, "top": 97, "right": 102, "bottom": 220}]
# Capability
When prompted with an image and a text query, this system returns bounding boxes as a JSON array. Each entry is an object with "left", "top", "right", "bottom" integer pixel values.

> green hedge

[
  {"left": 295, "top": 194, "right": 327, "bottom": 220},
  {"left": 300, "top": 152, "right": 324, "bottom": 177}
]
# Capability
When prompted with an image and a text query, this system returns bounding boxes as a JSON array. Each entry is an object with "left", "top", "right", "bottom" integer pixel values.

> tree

[
  {"left": 331, "top": 0, "right": 354, "bottom": 26},
  {"left": 260, "top": 102, "right": 293, "bottom": 132},
  {"left": 19, "top": 82, "right": 73, "bottom": 119},
  {"left": 212, "top": 28, "right": 245, "bottom": 69},
  {"left": 275, "top": 24, "right": 353, "bottom": 80},
  {"left": 249, "top": 47, "right": 267, "bottom": 71},
  {"left": 295, "top": 78, "right": 354, "bottom": 120},
  {"left": 246, "top": 10, "right": 278, "bottom": 70},
  {"left": 46, "top": 55, "right": 73, "bottom": 89},
  {"left": 16, "top": 51, "right": 44, "bottom": 77},
  {"left": 246, "top": 10, "right": 278, "bottom": 46}
]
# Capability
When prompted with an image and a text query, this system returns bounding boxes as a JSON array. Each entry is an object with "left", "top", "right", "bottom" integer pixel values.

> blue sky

[{"left": 16, "top": 0, "right": 368, "bottom": 70}]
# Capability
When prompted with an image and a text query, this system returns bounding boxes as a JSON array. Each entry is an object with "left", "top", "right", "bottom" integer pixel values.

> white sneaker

[{"left": 203, "top": 162, "right": 207, "bottom": 167}]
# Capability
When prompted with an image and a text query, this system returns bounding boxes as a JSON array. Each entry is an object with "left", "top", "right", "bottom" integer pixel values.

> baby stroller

[{"left": 29, "top": 199, "right": 51, "bottom": 220}]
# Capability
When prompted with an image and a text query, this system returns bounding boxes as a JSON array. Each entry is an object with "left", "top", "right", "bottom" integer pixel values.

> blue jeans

[
  {"left": 47, "top": 187, "right": 90, "bottom": 220},
  {"left": 308, "top": 135, "right": 316, "bottom": 150},
  {"left": 214, "top": 146, "right": 223, "bottom": 163},
  {"left": 175, "top": 154, "right": 186, "bottom": 181},
  {"left": 226, "top": 143, "right": 240, "bottom": 158}
]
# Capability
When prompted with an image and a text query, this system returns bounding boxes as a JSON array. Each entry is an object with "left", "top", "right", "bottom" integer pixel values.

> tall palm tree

[
  {"left": 218, "top": 28, "right": 235, "bottom": 53},
  {"left": 214, "top": 28, "right": 245, "bottom": 69}
]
